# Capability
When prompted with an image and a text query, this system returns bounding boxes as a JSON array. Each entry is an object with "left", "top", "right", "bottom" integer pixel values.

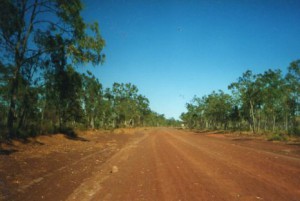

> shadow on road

[
  {"left": 60, "top": 127, "right": 89, "bottom": 142},
  {"left": 0, "top": 148, "right": 18, "bottom": 155}
]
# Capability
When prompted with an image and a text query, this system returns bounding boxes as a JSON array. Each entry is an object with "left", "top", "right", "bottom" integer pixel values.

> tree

[
  {"left": 203, "top": 90, "right": 233, "bottom": 130},
  {"left": 183, "top": 61, "right": 300, "bottom": 135},
  {"left": 134, "top": 95, "right": 151, "bottom": 126},
  {"left": 181, "top": 91, "right": 233, "bottom": 130},
  {"left": 285, "top": 60, "right": 300, "bottom": 133},
  {"left": 110, "top": 83, "right": 150, "bottom": 127},
  {"left": 81, "top": 71, "right": 102, "bottom": 129},
  {"left": 180, "top": 96, "right": 206, "bottom": 129},
  {"left": 257, "top": 69, "right": 285, "bottom": 132},
  {"left": 228, "top": 70, "right": 262, "bottom": 133},
  {"left": 44, "top": 64, "right": 84, "bottom": 131},
  {"left": 229, "top": 105, "right": 241, "bottom": 130},
  {"left": 0, "top": 0, "right": 105, "bottom": 137},
  {"left": 145, "top": 112, "right": 168, "bottom": 127},
  {"left": 0, "top": 62, "right": 12, "bottom": 136}
]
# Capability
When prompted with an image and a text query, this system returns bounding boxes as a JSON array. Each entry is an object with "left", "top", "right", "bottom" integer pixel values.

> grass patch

[{"left": 267, "top": 133, "right": 287, "bottom": 141}]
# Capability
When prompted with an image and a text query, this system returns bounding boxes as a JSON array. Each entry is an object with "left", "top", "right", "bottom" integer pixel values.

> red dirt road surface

[{"left": 1, "top": 128, "right": 300, "bottom": 201}]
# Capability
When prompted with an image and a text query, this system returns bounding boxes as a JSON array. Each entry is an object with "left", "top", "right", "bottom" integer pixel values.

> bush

[{"left": 267, "top": 133, "right": 287, "bottom": 141}]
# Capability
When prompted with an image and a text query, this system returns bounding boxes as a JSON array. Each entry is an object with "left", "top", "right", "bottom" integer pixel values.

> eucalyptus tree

[
  {"left": 285, "top": 60, "right": 300, "bottom": 133},
  {"left": 134, "top": 94, "right": 151, "bottom": 126},
  {"left": 81, "top": 71, "right": 102, "bottom": 129},
  {"left": 180, "top": 96, "right": 206, "bottom": 129},
  {"left": 256, "top": 69, "right": 286, "bottom": 131},
  {"left": 203, "top": 90, "right": 233, "bottom": 129},
  {"left": 228, "top": 70, "right": 262, "bottom": 133},
  {"left": 44, "top": 64, "right": 83, "bottom": 130},
  {"left": 110, "top": 83, "right": 150, "bottom": 127},
  {"left": 0, "top": 0, "right": 105, "bottom": 137},
  {"left": 145, "top": 112, "right": 167, "bottom": 127},
  {"left": 182, "top": 61, "right": 299, "bottom": 134},
  {"left": 100, "top": 88, "right": 117, "bottom": 128},
  {"left": 0, "top": 62, "right": 11, "bottom": 131}
]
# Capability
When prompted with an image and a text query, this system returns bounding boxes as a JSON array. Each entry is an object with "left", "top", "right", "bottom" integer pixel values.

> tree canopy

[
  {"left": 0, "top": 0, "right": 177, "bottom": 139},
  {"left": 181, "top": 62, "right": 300, "bottom": 135}
]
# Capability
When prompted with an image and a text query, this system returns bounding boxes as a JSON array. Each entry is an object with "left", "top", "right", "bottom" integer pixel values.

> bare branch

[
  {"left": 38, "top": 3, "right": 59, "bottom": 15},
  {"left": 34, "top": 8, "right": 55, "bottom": 15},
  {"left": 33, "top": 20, "right": 73, "bottom": 34},
  {"left": 25, "top": 0, "right": 54, "bottom": 12},
  {"left": 20, "top": 43, "right": 66, "bottom": 67},
  {"left": 0, "top": 32, "right": 15, "bottom": 51},
  {"left": 21, "top": 0, "right": 38, "bottom": 57}
]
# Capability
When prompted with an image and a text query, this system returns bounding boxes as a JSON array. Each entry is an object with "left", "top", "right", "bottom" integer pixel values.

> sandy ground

[{"left": 1, "top": 128, "right": 300, "bottom": 201}]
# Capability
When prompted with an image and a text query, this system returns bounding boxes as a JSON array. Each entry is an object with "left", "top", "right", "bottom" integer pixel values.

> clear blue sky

[{"left": 81, "top": 0, "right": 300, "bottom": 120}]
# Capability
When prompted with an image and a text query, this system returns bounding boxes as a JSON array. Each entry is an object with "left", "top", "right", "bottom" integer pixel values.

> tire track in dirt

[
  {"left": 87, "top": 128, "right": 300, "bottom": 201},
  {"left": 1, "top": 131, "right": 135, "bottom": 201},
  {"left": 66, "top": 130, "right": 150, "bottom": 201},
  {"left": 173, "top": 130, "right": 300, "bottom": 186},
  {"left": 88, "top": 128, "right": 230, "bottom": 201},
  {"left": 160, "top": 129, "right": 300, "bottom": 201},
  {"left": 167, "top": 129, "right": 300, "bottom": 192},
  {"left": 3, "top": 128, "right": 300, "bottom": 201},
  {"left": 17, "top": 146, "right": 116, "bottom": 192},
  {"left": 152, "top": 130, "right": 231, "bottom": 201}
]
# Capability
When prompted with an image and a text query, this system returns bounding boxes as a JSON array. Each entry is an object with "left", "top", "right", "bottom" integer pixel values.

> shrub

[{"left": 267, "top": 133, "right": 287, "bottom": 141}]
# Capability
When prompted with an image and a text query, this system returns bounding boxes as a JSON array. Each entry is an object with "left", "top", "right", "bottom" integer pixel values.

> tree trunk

[
  {"left": 264, "top": 120, "right": 267, "bottom": 131},
  {"left": 90, "top": 116, "right": 95, "bottom": 129},
  {"left": 249, "top": 100, "right": 256, "bottom": 133},
  {"left": 285, "top": 113, "right": 288, "bottom": 132},
  {"left": 7, "top": 70, "right": 19, "bottom": 138},
  {"left": 272, "top": 115, "right": 276, "bottom": 132},
  {"left": 18, "top": 108, "right": 26, "bottom": 129},
  {"left": 6, "top": 0, "right": 38, "bottom": 138}
]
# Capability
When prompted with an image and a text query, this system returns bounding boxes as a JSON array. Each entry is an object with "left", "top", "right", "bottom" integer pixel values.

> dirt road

[{"left": 2, "top": 128, "right": 300, "bottom": 201}]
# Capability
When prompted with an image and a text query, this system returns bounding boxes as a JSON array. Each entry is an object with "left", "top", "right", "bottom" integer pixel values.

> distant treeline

[
  {"left": 0, "top": 0, "right": 180, "bottom": 139},
  {"left": 0, "top": 67, "right": 179, "bottom": 139},
  {"left": 181, "top": 60, "right": 300, "bottom": 135}
]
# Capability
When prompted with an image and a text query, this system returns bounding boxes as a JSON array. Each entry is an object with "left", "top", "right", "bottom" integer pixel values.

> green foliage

[
  {"left": 228, "top": 70, "right": 262, "bottom": 133},
  {"left": 182, "top": 61, "right": 300, "bottom": 135},
  {"left": 267, "top": 133, "right": 287, "bottom": 141},
  {"left": 181, "top": 91, "right": 233, "bottom": 130},
  {"left": 81, "top": 71, "right": 103, "bottom": 129},
  {"left": 1, "top": 0, "right": 297, "bottom": 139},
  {"left": 0, "top": 0, "right": 105, "bottom": 138},
  {"left": 104, "top": 82, "right": 152, "bottom": 128}
]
